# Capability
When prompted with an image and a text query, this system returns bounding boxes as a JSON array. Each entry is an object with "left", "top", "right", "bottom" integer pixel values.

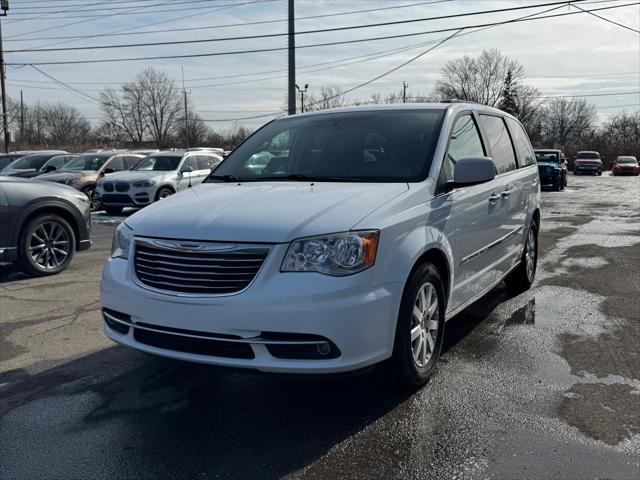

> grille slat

[
  {"left": 116, "top": 183, "right": 130, "bottom": 192},
  {"left": 103, "top": 182, "right": 114, "bottom": 192},
  {"left": 134, "top": 241, "right": 269, "bottom": 295}
]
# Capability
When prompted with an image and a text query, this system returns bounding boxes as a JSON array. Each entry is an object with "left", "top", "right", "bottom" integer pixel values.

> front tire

[
  {"left": 390, "top": 262, "right": 446, "bottom": 388},
  {"left": 82, "top": 186, "right": 97, "bottom": 211},
  {"left": 17, "top": 214, "right": 76, "bottom": 276},
  {"left": 155, "top": 187, "right": 174, "bottom": 201},
  {"left": 505, "top": 220, "right": 538, "bottom": 295},
  {"left": 554, "top": 177, "right": 562, "bottom": 191}
]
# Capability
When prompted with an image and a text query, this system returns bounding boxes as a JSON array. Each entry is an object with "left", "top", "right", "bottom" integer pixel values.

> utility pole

[
  {"left": 295, "top": 83, "right": 308, "bottom": 113},
  {"left": 402, "top": 81, "right": 408, "bottom": 103},
  {"left": 287, "top": 0, "right": 296, "bottom": 115},
  {"left": 0, "top": 1, "right": 10, "bottom": 154},
  {"left": 181, "top": 67, "right": 189, "bottom": 149},
  {"left": 20, "top": 89, "right": 23, "bottom": 148}
]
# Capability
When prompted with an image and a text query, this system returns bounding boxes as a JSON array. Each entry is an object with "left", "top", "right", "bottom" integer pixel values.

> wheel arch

[
  {"left": 406, "top": 247, "right": 452, "bottom": 307},
  {"left": 17, "top": 204, "right": 82, "bottom": 252},
  {"left": 154, "top": 184, "right": 176, "bottom": 200}
]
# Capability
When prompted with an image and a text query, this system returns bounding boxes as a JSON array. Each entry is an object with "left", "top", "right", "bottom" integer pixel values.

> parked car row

[
  {"left": 0, "top": 148, "right": 225, "bottom": 213},
  {"left": 534, "top": 148, "right": 638, "bottom": 191}
]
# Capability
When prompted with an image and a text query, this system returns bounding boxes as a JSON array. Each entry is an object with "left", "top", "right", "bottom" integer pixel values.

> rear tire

[
  {"left": 17, "top": 214, "right": 76, "bottom": 276},
  {"left": 554, "top": 177, "right": 562, "bottom": 191},
  {"left": 105, "top": 207, "right": 123, "bottom": 215},
  {"left": 390, "top": 262, "right": 446, "bottom": 389},
  {"left": 505, "top": 220, "right": 538, "bottom": 295}
]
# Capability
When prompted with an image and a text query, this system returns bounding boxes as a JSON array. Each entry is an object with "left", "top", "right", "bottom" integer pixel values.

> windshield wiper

[
  {"left": 251, "top": 174, "right": 373, "bottom": 183},
  {"left": 207, "top": 174, "right": 241, "bottom": 183}
]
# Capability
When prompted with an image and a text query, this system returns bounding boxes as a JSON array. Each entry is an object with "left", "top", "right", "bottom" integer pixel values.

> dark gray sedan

[{"left": 0, "top": 176, "right": 92, "bottom": 276}]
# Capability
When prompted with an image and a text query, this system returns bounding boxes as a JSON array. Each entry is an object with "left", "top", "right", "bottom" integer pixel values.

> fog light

[{"left": 316, "top": 342, "right": 331, "bottom": 356}]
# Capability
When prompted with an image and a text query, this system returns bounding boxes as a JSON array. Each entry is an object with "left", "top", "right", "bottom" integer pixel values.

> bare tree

[
  {"left": 138, "top": 68, "right": 182, "bottom": 147},
  {"left": 539, "top": 97, "right": 598, "bottom": 147},
  {"left": 433, "top": 49, "right": 524, "bottom": 106},
  {"left": 99, "top": 84, "right": 147, "bottom": 145},
  {"left": 41, "top": 102, "right": 91, "bottom": 145},
  {"left": 176, "top": 109, "right": 211, "bottom": 147},
  {"left": 305, "top": 86, "right": 347, "bottom": 111}
]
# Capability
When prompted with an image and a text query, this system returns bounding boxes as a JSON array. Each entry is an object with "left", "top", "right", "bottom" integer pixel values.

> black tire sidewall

[
  {"left": 18, "top": 214, "right": 76, "bottom": 276},
  {"left": 105, "top": 207, "right": 123, "bottom": 215},
  {"left": 156, "top": 188, "right": 173, "bottom": 201},
  {"left": 392, "top": 263, "right": 446, "bottom": 388}
]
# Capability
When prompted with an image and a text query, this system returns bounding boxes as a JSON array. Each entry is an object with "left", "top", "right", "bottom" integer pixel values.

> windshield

[
  {"left": 8, "top": 154, "right": 55, "bottom": 170},
  {"left": 0, "top": 156, "right": 20, "bottom": 171},
  {"left": 133, "top": 155, "right": 182, "bottom": 171},
  {"left": 535, "top": 152, "right": 559, "bottom": 163},
  {"left": 617, "top": 157, "right": 637, "bottom": 164},
  {"left": 63, "top": 155, "right": 109, "bottom": 171},
  {"left": 208, "top": 110, "right": 445, "bottom": 183},
  {"left": 577, "top": 152, "right": 600, "bottom": 160}
]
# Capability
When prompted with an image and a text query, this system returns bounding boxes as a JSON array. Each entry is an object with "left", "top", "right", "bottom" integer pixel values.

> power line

[
  {"left": 6, "top": 0, "right": 589, "bottom": 53},
  {"left": 533, "top": 90, "right": 640, "bottom": 98},
  {"left": 9, "top": 0, "right": 218, "bottom": 13},
  {"left": 8, "top": 1, "right": 636, "bottom": 65},
  {"left": 569, "top": 1, "right": 640, "bottom": 32},
  {"left": 4, "top": 0, "right": 450, "bottom": 43}
]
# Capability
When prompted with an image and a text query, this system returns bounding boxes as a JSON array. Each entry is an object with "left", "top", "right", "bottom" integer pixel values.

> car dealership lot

[{"left": 1, "top": 174, "right": 638, "bottom": 479}]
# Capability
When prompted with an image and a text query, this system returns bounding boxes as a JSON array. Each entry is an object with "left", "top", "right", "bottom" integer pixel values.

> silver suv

[{"left": 95, "top": 149, "right": 222, "bottom": 214}]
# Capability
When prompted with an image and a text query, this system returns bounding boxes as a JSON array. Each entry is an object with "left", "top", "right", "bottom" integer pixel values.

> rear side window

[
  {"left": 108, "top": 157, "right": 125, "bottom": 172},
  {"left": 443, "top": 114, "right": 485, "bottom": 180},
  {"left": 197, "top": 155, "right": 214, "bottom": 170},
  {"left": 506, "top": 118, "right": 536, "bottom": 167},
  {"left": 479, "top": 115, "right": 516, "bottom": 174},
  {"left": 48, "top": 157, "right": 67, "bottom": 169},
  {"left": 183, "top": 156, "right": 199, "bottom": 171},
  {"left": 124, "top": 156, "right": 143, "bottom": 170}
]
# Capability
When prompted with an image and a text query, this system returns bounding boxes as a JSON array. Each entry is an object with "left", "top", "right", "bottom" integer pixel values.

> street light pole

[
  {"left": 0, "top": 2, "right": 10, "bottom": 154},
  {"left": 295, "top": 83, "right": 308, "bottom": 113}
]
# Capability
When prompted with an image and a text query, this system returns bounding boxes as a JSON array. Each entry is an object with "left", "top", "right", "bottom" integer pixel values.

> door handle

[
  {"left": 501, "top": 189, "right": 513, "bottom": 198},
  {"left": 489, "top": 193, "right": 501, "bottom": 203}
]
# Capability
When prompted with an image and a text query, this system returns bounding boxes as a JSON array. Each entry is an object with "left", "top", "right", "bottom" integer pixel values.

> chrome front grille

[
  {"left": 133, "top": 239, "right": 270, "bottom": 295},
  {"left": 115, "top": 183, "right": 130, "bottom": 192}
]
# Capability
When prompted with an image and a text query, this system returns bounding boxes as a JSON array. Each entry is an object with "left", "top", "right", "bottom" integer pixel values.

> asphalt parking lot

[{"left": 1, "top": 173, "right": 639, "bottom": 480}]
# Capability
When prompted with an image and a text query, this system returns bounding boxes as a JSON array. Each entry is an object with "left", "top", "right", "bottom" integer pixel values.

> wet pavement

[{"left": 1, "top": 173, "right": 639, "bottom": 479}]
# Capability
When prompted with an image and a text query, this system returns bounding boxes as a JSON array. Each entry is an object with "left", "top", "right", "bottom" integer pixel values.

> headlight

[
  {"left": 133, "top": 180, "right": 156, "bottom": 188},
  {"left": 111, "top": 223, "right": 134, "bottom": 259},
  {"left": 63, "top": 178, "right": 78, "bottom": 185},
  {"left": 281, "top": 230, "right": 379, "bottom": 276}
]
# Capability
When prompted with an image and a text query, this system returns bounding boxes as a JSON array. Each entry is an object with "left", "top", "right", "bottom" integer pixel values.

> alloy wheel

[
  {"left": 29, "top": 221, "right": 71, "bottom": 270},
  {"left": 525, "top": 227, "right": 537, "bottom": 281},
  {"left": 410, "top": 282, "right": 439, "bottom": 367}
]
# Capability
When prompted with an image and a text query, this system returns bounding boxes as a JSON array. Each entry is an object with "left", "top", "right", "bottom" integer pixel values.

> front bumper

[
  {"left": 96, "top": 185, "right": 155, "bottom": 207},
  {"left": 574, "top": 164, "right": 601, "bottom": 173},
  {"left": 100, "top": 247, "right": 403, "bottom": 374},
  {"left": 613, "top": 168, "right": 639, "bottom": 175},
  {"left": 537, "top": 170, "right": 560, "bottom": 186}
]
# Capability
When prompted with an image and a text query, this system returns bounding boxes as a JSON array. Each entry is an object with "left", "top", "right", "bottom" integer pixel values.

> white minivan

[{"left": 101, "top": 103, "right": 540, "bottom": 387}]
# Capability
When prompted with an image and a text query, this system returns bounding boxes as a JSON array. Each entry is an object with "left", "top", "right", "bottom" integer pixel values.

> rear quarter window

[
  {"left": 506, "top": 118, "right": 536, "bottom": 167},
  {"left": 479, "top": 115, "right": 517, "bottom": 174}
]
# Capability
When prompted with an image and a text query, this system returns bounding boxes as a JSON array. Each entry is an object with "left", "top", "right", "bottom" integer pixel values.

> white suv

[
  {"left": 95, "top": 149, "right": 223, "bottom": 214},
  {"left": 101, "top": 104, "right": 540, "bottom": 387}
]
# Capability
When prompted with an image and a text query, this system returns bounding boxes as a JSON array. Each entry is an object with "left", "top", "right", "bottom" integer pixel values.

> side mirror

[
  {"left": 452, "top": 157, "right": 496, "bottom": 187},
  {"left": 181, "top": 166, "right": 193, "bottom": 173},
  {"left": 43, "top": 165, "right": 57, "bottom": 172},
  {"left": 102, "top": 167, "right": 115, "bottom": 174}
]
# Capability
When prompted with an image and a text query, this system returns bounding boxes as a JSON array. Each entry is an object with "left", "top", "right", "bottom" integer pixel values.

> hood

[
  {"left": 126, "top": 181, "right": 409, "bottom": 243},
  {"left": 99, "top": 170, "right": 162, "bottom": 183},
  {"left": 38, "top": 171, "right": 86, "bottom": 182}
]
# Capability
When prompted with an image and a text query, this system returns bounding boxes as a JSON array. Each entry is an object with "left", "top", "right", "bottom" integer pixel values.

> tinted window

[
  {"left": 124, "top": 156, "right": 143, "bottom": 170},
  {"left": 506, "top": 118, "right": 536, "bottom": 167},
  {"left": 183, "top": 156, "right": 199, "bottom": 171},
  {"left": 47, "top": 156, "right": 68, "bottom": 169},
  {"left": 134, "top": 155, "right": 182, "bottom": 171},
  {"left": 577, "top": 152, "right": 601, "bottom": 159},
  {"left": 107, "top": 156, "right": 125, "bottom": 172},
  {"left": 9, "top": 154, "right": 55, "bottom": 170},
  {"left": 64, "top": 155, "right": 110, "bottom": 171},
  {"left": 535, "top": 152, "right": 559, "bottom": 163},
  {"left": 210, "top": 110, "right": 445, "bottom": 182},
  {"left": 443, "top": 114, "right": 485, "bottom": 180},
  {"left": 480, "top": 115, "right": 516, "bottom": 174},
  {"left": 197, "top": 155, "right": 215, "bottom": 170}
]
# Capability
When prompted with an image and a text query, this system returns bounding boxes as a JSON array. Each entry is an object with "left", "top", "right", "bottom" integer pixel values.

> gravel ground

[{"left": 1, "top": 172, "right": 639, "bottom": 479}]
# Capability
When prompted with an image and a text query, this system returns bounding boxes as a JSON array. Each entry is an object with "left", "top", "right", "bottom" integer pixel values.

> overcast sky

[{"left": 3, "top": 0, "right": 639, "bottom": 131}]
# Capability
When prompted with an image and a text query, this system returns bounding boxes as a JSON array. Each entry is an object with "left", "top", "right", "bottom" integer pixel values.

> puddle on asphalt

[{"left": 504, "top": 298, "right": 535, "bottom": 327}]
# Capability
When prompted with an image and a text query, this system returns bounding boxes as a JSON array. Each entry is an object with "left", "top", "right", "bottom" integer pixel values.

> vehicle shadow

[{"left": 0, "top": 290, "right": 506, "bottom": 479}]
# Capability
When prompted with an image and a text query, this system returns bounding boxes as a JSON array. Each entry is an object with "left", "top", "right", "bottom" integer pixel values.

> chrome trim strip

[
  {"left": 150, "top": 239, "right": 239, "bottom": 252},
  {"left": 460, "top": 225, "right": 523, "bottom": 266},
  {"left": 103, "top": 311, "right": 328, "bottom": 346}
]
